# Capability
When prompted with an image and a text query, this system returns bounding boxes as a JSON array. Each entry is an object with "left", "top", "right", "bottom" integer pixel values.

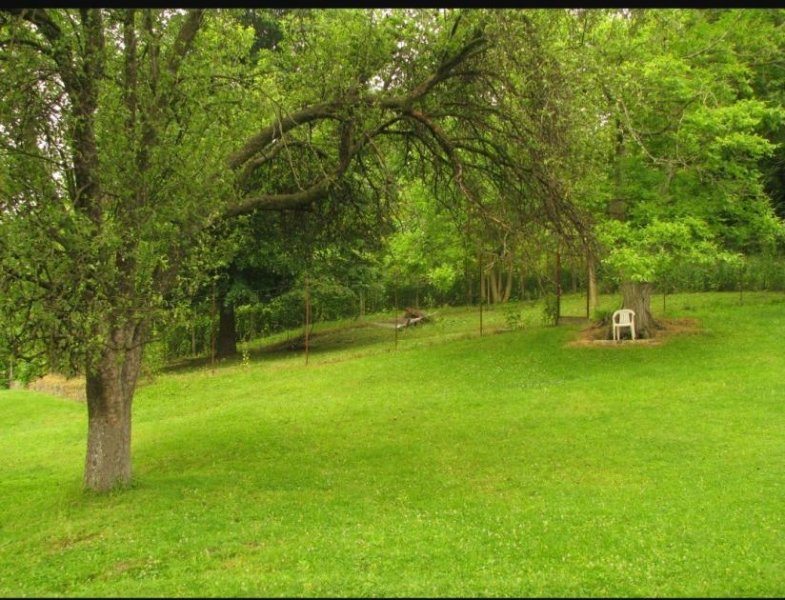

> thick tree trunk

[
  {"left": 217, "top": 303, "right": 237, "bottom": 358},
  {"left": 620, "top": 281, "right": 655, "bottom": 339},
  {"left": 84, "top": 323, "right": 144, "bottom": 492}
]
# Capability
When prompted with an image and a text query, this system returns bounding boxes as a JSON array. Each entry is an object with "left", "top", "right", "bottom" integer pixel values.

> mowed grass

[{"left": 1, "top": 292, "right": 784, "bottom": 597}]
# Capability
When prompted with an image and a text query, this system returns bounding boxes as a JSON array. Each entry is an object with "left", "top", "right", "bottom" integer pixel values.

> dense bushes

[
  {"left": 661, "top": 255, "right": 785, "bottom": 293},
  {"left": 235, "top": 278, "right": 360, "bottom": 341},
  {"left": 0, "top": 357, "right": 43, "bottom": 389}
]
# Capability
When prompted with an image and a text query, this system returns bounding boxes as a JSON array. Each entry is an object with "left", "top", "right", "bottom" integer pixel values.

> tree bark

[
  {"left": 479, "top": 264, "right": 486, "bottom": 305},
  {"left": 502, "top": 266, "right": 513, "bottom": 303},
  {"left": 84, "top": 323, "right": 144, "bottom": 491},
  {"left": 487, "top": 272, "right": 496, "bottom": 304},
  {"left": 620, "top": 281, "right": 655, "bottom": 339},
  {"left": 587, "top": 252, "right": 598, "bottom": 317},
  {"left": 465, "top": 260, "right": 473, "bottom": 306}
]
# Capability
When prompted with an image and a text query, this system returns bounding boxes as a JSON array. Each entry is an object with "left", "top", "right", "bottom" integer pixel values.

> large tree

[
  {"left": 583, "top": 9, "right": 785, "bottom": 337},
  {"left": 0, "top": 8, "right": 227, "bottom": 490},
  {"left": 0, "top": 8, "right": 532, "bottom": 491}
]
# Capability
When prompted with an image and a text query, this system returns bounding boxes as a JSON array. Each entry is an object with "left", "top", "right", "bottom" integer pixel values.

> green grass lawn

[{"left": 1, "top": 291, "right": 784, "bottom": 597}]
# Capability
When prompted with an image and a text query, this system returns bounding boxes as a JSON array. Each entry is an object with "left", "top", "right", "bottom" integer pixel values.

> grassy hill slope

[{"left": 1, "top": 292, "right": 784, "bottom": 596}]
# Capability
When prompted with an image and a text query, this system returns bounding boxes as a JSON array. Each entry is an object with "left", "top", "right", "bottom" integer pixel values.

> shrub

[
  {"left": 541, "top": 293, "right": 559, "bottom": 326},
  {"left": 503, "top": 306, "right": 524, "bottom": 330}
]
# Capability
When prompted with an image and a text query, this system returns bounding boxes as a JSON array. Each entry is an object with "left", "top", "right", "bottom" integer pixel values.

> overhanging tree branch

[
  {"left": 226, "top": 28, "right": 490, "bottom": 221},
  {"left": 227, "top": 101, "right": 343, "bottom": 170}
]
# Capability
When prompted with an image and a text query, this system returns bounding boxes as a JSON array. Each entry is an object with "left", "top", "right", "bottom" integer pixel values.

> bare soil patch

[{"left": 567, "top": 317, "right": 701, "bottom": 348}]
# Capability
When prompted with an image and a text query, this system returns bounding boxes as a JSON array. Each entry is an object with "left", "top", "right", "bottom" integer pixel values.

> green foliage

[
  {"left": 657, "top": 253, "right": 785, "bottom": 293},
  {"left": 592, "top": 307, "right": 613, "bottom": 323},
  {"left": 308, "top": 277, "right": 360, "bottom": 323},
  {"left": 141, "top": 341, "right": 167, "bottom": 382},
  {"left": 162, "top": 313, "right": 213, "bottom": 359},
  {"left": 383, "top": 180, "right": 470, "bottom": 307},
  {"left": 0, "top": 357, "right": 42, "bottom": 389},
  {"left": 229, "top": 276, "right": 359, "bottom": 344},
  {"left": 503, "top": 305, "right": 525, "bottom": 330},
  {"left": 240, "top": 345, "right": 251, "bottom": 368},
  {"left": 427, "top": 263, "right": 460, "bottom": 298},
  {"left": 598, "top": 217, "right": 728, "bottom": 284},
  {"left": 585, "top": 8, "right": 785, "bottom": 289},
  {"left": 0, "top": 9, "right": 252, "bottom": 376},
  {"left": 541, "top": 292, "right": 559, "bottom": 326}
]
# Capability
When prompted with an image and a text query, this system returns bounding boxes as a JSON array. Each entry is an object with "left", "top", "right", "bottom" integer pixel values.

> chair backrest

[{"left": 613, "top": 309, "right": 635, "bottom": 325}]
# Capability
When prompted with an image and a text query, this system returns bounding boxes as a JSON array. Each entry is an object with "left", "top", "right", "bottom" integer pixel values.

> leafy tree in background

[
  {"left": 381, "top": 10, "right": 605, "bottom": 312},
  {"left": 384, "top": 179, "right": 468, "bottom": 307},
  {"left": 584, "top": 9, "right": 785, "bottom": 336}
]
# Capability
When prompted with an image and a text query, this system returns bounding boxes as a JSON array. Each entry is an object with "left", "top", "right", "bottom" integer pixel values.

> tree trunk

[
  {"left": 587, "top": 252, "right": 598, "bottom": 317},
  {"left": 465, "top": 262, "right": 473, "bottom": 306},
  {"left": 489, "top": 268, "right": 501, "bottom": 304},
  {"left": 84, "top": 323, "right": 144, "bottom": 492},
  {"left": 620, "top": 281, "right": 655, "bottom": 339},
  {"left": 217, "top": 303, "right": 237, "bottom": 358},
  {"left": 480, "top": 266, "right": 486, "bottom": 305},
  {"left": 502, "top": 266, "right": 513, "bottom": 303}
]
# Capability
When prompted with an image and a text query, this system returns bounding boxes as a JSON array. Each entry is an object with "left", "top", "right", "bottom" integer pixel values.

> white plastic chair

[{"left": 612, "top": 309, "right": 636, "bottom": 341}]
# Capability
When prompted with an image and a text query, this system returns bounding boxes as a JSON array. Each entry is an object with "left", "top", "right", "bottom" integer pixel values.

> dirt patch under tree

[{"left": 567, "top": 317, "right": 701, "bottom": 347}]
